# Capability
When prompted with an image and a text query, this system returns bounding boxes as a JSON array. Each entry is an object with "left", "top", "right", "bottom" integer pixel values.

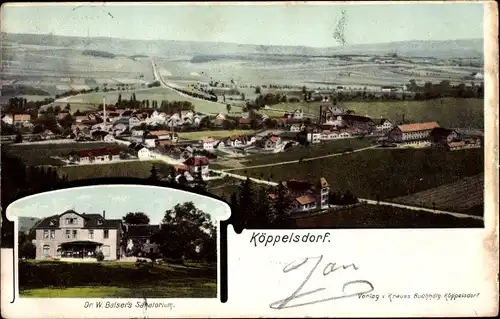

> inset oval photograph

[{"left": 7, "top": 185, "right": 230, "bottom": 299}]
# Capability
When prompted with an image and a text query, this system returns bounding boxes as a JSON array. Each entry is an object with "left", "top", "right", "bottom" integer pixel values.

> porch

[{"left": 59, "top": 240, "right": 103, "bottom": 259}]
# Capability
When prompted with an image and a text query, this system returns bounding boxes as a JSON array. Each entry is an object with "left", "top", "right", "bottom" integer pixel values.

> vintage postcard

[{"left": 1, "top": 1, "right": 498, "bottom": 318}]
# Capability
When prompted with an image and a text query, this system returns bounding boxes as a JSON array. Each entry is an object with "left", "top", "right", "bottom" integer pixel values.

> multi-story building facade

[
  {"left": 32, "top": 210, "right": 124, "bottom": 261},
  {"left": 388, "top": 122, "right": 440, "bottom": 148}
]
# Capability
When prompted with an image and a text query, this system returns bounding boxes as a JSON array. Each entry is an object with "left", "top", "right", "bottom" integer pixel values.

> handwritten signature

[{"left": 269, "top": 255, "right": 374, "bottom": 309}]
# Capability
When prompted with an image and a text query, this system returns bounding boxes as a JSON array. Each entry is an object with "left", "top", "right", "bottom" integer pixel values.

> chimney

[{"left": 103, "top": 210, "right": 106, "bottom": 219}]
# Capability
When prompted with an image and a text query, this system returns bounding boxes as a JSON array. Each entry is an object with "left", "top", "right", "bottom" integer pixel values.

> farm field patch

[
  {"left": 293, "top": 204, "right": 483, "bottom": 228},
  {"left": 239, "top": 148, "right": 484, "bottom": 200},
  {"left": 391, "top": 174, "right": 484, "bottom": 214}
]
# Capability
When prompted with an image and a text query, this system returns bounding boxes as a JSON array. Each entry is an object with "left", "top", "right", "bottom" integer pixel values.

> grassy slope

[
  {"left": 241, "top": 148, "right": 484, "bottom": 200},
  {"left": 178, "top": 129, "right": 255, "bottom": 140}
]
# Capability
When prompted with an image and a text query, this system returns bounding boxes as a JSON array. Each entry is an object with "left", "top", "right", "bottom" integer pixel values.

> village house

[
  {"left": 387, "top": 122, "right": 440, "bottom": 148},
  {"left": 68, "top": 147, "right": 122, "bottom": 164},
  {"left": 143, "top": 134, "right": 159, "bottom": 148},
  {"left": 306, "top": 128, "right": 322, "bottom": 144},
  {"left": 292, "top": 109, "right": 304, "bottom": 119},
  {"left": 239, "top": 117, "right": 252, "bottom": 128},
  {"left": 338, "top": 114, "right": 376, "bottom": 133},
  {"left": 224, "top": 135, "right": 255, "bottom": 147},
  {"left": 127, "top": 142, "right": 151, "bottom": 159},
  {"left": 259, "top": 134, "right": 281, "bottom": 150},
  {"left": 149, "top": 130, "right": 172, "bottom": 140},
  {"left": 166, "top": 113, "right": 183, "bottom": 127},
  {"left": 321, "top": 130, "right": 339, "bottom": 140},
  {"left": 374, "top": 118, "right": 394, "bottom": 134},
  {"left": 202, "top": 137, "right": 218, "bottom": 150},
  {"left": 183, "top": 155, "right": 210, "bottom": 178},
  {"left": 57, "top": 112, "right": 70, "bottom": 121},
  {"left": 129, "top": 116, "right": 142, "bottom": 128},
  {"left": 215, "top": 113, "right": 226, "bottom": 120},
  {"left": 32, "top": 210, "right": 124, "bottom": 260},
  {"left": 270, "top": 177, "right": 330, "bottom": 213},
  {"left": 1, "top": 114, "right": 14, "bottom": 125}
]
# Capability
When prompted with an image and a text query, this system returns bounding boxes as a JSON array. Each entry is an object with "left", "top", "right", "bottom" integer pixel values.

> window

[
  {"left": 97, "top": 219, "right": 103, "bottom": 225},
  {"left": 50, "top": 230, "right": 55, "bottom": 239},
  {"left": 66, "top": 230, "right": 71, "bottom": 239},
  {"left": 56, "top": 245, "right": 62, "bottom": 257},
  {"left": 49, "top": 219, "right": 56, "bottom": 226},
  {"left": 43, "top": 230, "right": 49, "bottom": 239},
  {"left": 72, "top": 230, "right": 77, "bottom": 239},
  {"left": 42, "top": 245, "right": 50, "bottom": 257},
  {"left": 103, "top": 230, "right": 109, "bottom": 239},
  {"left": 88, "top": 230, "right": 94, "bottom": 239},
  {"left": 66, "top": 218, "right": 75, "bottom": 225}
]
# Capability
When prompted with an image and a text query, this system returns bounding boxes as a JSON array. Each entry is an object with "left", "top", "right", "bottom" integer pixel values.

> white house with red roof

[
  {"left": 183, "top": 155, "right": 210, "bottom": 178},
  {"left": 68, "top": 147, "right": 122, "bottom": 164},
  {"left": 202, "top": 137, "right": 218, "bottom": 150},
  {"left": 388, "top": 121, "right": 440, "bottom": 148}
]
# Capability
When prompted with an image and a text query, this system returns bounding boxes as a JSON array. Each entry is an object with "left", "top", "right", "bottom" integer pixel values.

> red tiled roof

[
  {"left": 270, "top": 136, "right": 279, "bottom": 142},
  {"left": 397, "top": 122, "right": 440, "bottom": 133},
  {"left": 448, "top": 141, "right": 466, "bottom": 148},
  {"left": 283, "top": 180, "right": 313, "bottom": 192},
  {"left": 239, "top": 117, "right": 251, "bottom": 124},
  {"left": 77, "top": 147, "right": 122, "bottom": 158},
  {"left": 184, "top": 156, "right": 209, "bottom": 166},
  {"left": 149, "top": 130, "right": 171, "bottom": 136},
  {"left": 295, "top": 195, "right": 316, "bottom": 205}
]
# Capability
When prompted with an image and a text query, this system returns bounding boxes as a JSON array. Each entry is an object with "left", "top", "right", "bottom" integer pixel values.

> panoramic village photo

[
  {"left": 0, "top": 2, "right": 486, "bottom": 244},
  {"left": 11, "top": 185, "right": 223, "bottom": 298}
]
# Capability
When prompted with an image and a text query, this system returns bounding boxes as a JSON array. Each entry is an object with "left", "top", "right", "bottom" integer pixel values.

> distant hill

[
  {"left": 18, "top": 217, "right": 41, "bottom": 233},
  {"left": 1, "top": 32, "right": 483, "bottom": 58}
]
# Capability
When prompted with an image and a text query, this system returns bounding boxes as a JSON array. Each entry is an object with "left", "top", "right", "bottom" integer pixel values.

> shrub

[{"left": 95, "top": 250, "right": 104, "bottom": 262}]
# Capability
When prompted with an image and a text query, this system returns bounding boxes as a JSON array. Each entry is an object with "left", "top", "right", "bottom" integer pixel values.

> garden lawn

[{"left": 20, "top": 261, "right": 217, "bottom": 298}]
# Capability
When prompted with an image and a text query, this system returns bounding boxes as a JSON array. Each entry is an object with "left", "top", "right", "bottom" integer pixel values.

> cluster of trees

[
  {"left": 406, "top": 80, "right": 484, "bottom": 100},
  {"left": 4, "top": 97, "right": 55, "bottom": 115},
  {"left": 55, "top": 87, "right": 99, "bottom": 99},
  {"left": 1, "top": 150, "right": 69, "bottom": 248},
  {"left": 229, "top": 178, "right": 294, "bottom": 231},
  {"left": 147, "top": 81, "right": 161, "bottom": 88},
  {"left": 82, "top": 50, "right": 116, "bottom": 58},
  {"left": 120, "top": 203, "right": 216, "bottom": 263}
]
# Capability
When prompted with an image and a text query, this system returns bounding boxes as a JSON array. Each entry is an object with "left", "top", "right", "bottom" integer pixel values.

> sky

[
  {"left": 1, "top": 2, "right": 484, "bottom": 47},
  {"left": 6, "top": 185, "right": 231, "bottom": 225}
]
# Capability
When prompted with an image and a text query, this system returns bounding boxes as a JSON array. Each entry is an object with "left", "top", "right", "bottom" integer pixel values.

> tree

[
  {"left": 226, "top": 104, "right": 231, "bottom": 113},
  {"left": 151, "top": 202, "right": 214, "bottom": 261},
  {"left": 149, "top": 164, "right": 159, "bottom": 180},
  {"left": 241, "top": 93, "right": 245, "bottom": 100},
  {"left": 270, "top": 182, "right": 293, "bottom": 227},
  {"left": 14, "top": 132, "right": 23, "bottom": 143},
  {"left": 123, "top": 212, "right": 150, "bottom": 225},
  {"left": 64, "top": 103, "right": 71, "bottom": 111},
  {"left": 19, "top": 241, "right": 36, "bottom": 259},
  {"left": 255, "top": 86, "right": 261, "bottom": 94},
  {"left": 118, "top": 93, "right": 122, "bottom": 105}
]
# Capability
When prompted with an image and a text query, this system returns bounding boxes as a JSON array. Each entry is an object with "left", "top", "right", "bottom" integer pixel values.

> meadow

[
  {"left": 178, "top": 129, "right": 255, "bottom": 140},
  {"left": 391, "top": 174, "right": 484, "bottom": 214},
  {"left": 5, "top": 142, "right": 123, "bottom": 166},
  {"left": 57, "top": 87, "right": 237, "bottom": 114},
  {"left": 236, "top": 148, "right": 484, "bottom": 200},
  {"left": 19, "top": 260, "right": 216, "bottom": 298},
  {"left": 58, "top": 160, "right": 172, "bottom": 181},
  {"left": 260, "top": 98, "right": 484, "bottom": 128}
]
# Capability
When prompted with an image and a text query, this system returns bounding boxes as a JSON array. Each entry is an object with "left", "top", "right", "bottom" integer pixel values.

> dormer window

[
  {"left": 49, "top": 219, "right": 56, "bottom": 226},
  {"left": 97, "top": 219, "right": 104, "bottom": 225}
]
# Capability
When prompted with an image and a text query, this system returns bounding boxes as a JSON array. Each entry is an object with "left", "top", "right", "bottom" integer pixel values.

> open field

[
  {"left": 293, "top": 204, "right": 483, "bottom": 228},
  {"left": 238, "top": 148, "right": 484, "bottom": 200},
  {"left": 227, "top": 137, "right": 376, "bottom": 167},
  {"left": 20, "top": 260, "right": 216, "bottom": 298},
  {"left": 56, "top": 87, "right": 236, "bottom": 114},
  {"left": 58, "top": 160, "right": 172, "bottom": 180},
  {"left": 391, "top": 174, "right": 484, "bottom": 214},
  {"left": 259, "top": 98, "right": 484, "bottom": 128},
  {"left": 178, "top": 129, "right": 255, "bottom": 140},
  {"left": 4, "top": 142, "right": 123, "bottom": 166}
]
